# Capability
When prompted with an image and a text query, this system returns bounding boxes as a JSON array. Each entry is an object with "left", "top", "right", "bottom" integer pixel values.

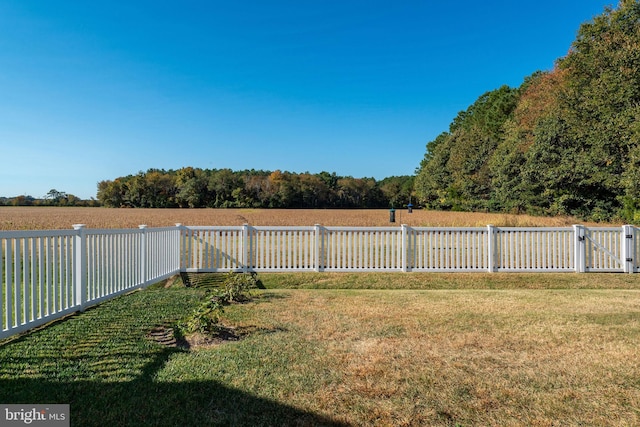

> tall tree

[
  {"left": 547, "top": 0, "right": 640, "bottom": 219},
  {"left": 415, "top": 1, "right": 640, "bottom": 221},
  {"left": 415, "top": 86, "right": 518, "bottom": 211}
]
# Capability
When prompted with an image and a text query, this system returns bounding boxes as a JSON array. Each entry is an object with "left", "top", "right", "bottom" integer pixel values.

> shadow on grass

[
  {"left": 252, "top": 291, "right": 291, "bottom": 302},
  {"left": 0, "top": 289, "right": 347, "bottom": 427},
  {"left": 0, "top": 345, "right": 348, "bottom": 427}
]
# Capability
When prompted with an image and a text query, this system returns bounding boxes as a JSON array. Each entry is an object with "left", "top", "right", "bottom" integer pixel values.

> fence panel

[
  {"left": 493, "top": 227, "right": 575, "bottom": 272},
  {"left": 145, "top": 227, "right": 182, "bottom": 282},
  {"left": 181, "top": 226, "right": 244, "bottom": 272},
  {"left": 85, "top": 229, "right": 142, "bottom": 305},
  {"left": 321, "top": 227, "right": 403, "bottom": 271},
  {"left": 1, "top": 230, "right": 78, "bottom": 340},
  {"left": 250, "top": 226, "right": 316, "bottom": 271},
  {"left": 408, "top": 227, "right": 488, "bottom": 271},
  {"left": 82, "top": 226, "right": 182, "bottom": 307},
  {"left": 2, "top": 226, "right": 183, "bottom": 341}
]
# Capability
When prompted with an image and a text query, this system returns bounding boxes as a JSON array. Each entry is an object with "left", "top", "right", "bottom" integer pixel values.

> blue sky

[{"left": 0, "top": 1, "right": 610, "bottom": 199}]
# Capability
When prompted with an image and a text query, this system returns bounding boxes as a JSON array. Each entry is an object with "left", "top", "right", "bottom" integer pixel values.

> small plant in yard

[
  {"left": 219, "top": 271, "right": 259, "bottom": 302},
  {"left": 177, "top": 272, "right": 259, "bottom": 336},
  {"left": 178, "top": 296, "right": 225, "bottom": 335}
]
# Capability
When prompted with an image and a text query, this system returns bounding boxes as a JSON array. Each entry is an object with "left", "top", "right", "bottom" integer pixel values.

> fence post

[
  {"left": 401, "top": 224, "right": 409, "bottom": 272},
  {"left": 487, "top": 225, "right": 495, "bottom": 272},
  {"left": 573, "top": 225, "right": 586, "bottom": 273},
  {"left": 175, "top": 223, "right": 184, "bottom": 273},
  {"left": 242, "top": 223, "right": 250, "bottom": 273},
  {"left": 73, "top": 224, "right": 87, "bottom": 311},
  {"left": 139, "top": 225, "right": 148, "bottom": 287},
  {"left": 623, "top": 224, "right": 635, "bottom": 274},
  {"left": 314, "top": 224, "right": 323, "bottom": 272}
]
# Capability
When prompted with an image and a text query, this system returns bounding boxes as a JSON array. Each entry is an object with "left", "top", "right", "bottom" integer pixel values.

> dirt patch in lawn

[
  {"left": 179, "top": 328, "right": 242, "bottom": 349},
  {"left": 147, "top": 324, "right": 248, "bottom": 350}
]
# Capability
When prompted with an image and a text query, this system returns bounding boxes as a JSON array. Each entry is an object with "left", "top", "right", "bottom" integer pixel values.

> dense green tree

[
  {"left": 415, "top": 1, "right": 640, "bottom": 222},
  {"left": 379, "top": 175, "right": 415, "bottom": 208},
  {"left": 98, "top": 178, "right": 127, "bottom": 207},
  {"left": 299, "top": 173, "right": 330, "bottom": 208},
  {"left": 414, "top": 132, "right": 454, "bottom": 209},
  {"left": 415, "top": 86, "right": 518, "bottom": 211},
  {"left": 174, "top": 167, "right": 199, "bottom": 208},
  {"left": 44, "top": 189, "right": 67, "bottom": 205},
  {"left": 336, "top": 177, "right": 384, "bottom": 208},
  {"left": 488, "top": 119, "right": 530, "bottom": 213},
  {"left": 559, "top": 0, "right": 640, "bottom": 220},
  {"left": 208, "top": 169, "right": 244, "bottom": 208}
]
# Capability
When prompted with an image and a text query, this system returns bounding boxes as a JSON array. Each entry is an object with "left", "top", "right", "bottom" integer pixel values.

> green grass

[
  {"left": 259, "top": 271, "right": 640, "bottom": 290},
  {"left": 1, "top": 274, "right": 640, "bottom": 426}
]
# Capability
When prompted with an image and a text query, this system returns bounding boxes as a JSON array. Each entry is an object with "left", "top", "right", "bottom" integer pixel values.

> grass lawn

[{"left": 1, "top": 273, "right": 640, "bottom": 426}]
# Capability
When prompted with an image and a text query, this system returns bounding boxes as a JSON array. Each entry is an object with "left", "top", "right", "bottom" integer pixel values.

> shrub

[
  {"left": 178, "top": 296, "right": 225, "bottom": 335},
  {"left": 219, "top": 272, "right": 259, "bottom": 303},
  {"left": 177, "top": 273, "right": 259, "bottom": 336}
]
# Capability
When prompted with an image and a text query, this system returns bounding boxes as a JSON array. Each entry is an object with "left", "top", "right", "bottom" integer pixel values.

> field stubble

[{"left": 0, "top": 207, "right": 607, "bottom": 230}]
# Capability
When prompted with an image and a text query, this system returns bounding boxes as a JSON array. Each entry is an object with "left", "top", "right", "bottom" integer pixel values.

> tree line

[
  {"left": 415, "top": 0, "right": 640, "bottom": 222},
  {"left": 0, "top": 189, "right": 99, "bottom": 207},
  {"left": 97, "top": 168, "right": 414, "bottom": 209}
]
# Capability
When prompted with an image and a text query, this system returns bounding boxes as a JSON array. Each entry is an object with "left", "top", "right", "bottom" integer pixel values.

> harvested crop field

[{"left": 0, "top": 207, "right": 606, "bottom": 230}]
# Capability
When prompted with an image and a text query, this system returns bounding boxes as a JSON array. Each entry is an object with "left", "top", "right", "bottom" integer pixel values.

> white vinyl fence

[
  {"left": 2, "top": 223, "right": 638, "bottom": 341},
  {"left": 1, "top": 225, "right": 180, "bottom": 340},
  {"left": 181, "top": 224, "right": 638, "bottom": 274}
]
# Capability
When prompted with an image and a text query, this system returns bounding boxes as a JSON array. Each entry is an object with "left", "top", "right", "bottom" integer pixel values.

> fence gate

[{"left": 574, "top": 225, "right": 635, "bottom": 273}]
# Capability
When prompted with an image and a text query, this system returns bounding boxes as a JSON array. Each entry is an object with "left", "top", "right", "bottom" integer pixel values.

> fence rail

[{"left": 2, "top": 223, "right": 638, "bottom": 341}]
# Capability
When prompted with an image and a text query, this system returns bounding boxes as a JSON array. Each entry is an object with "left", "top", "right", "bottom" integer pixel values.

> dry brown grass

[
  {"left": 232, "top": 288, "right": 640, "bottom": 426},
  {"left": 0, "top": 207, "right": 609, "bottom": 230}
]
